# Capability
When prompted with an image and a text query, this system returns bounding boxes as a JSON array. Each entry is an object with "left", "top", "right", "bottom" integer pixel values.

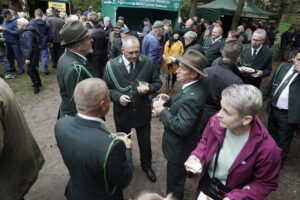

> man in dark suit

[
  {"left": 202, "top": 26, "right": 225, "bottom": 66},
  {"left": 103, "top": 36, "right": 162, "bottom": 182},
  {"left": 153, "top": 49, "right": 208, "bottom": 200},
  {"left": 55, "top": 78, "right": 133, "bottom": 200},
  {"left": 263, "top": 49, "right": 300, "bottom": 162},
  {"left": 238, "top": 29, "right": 273, "bottom": 88},
  {"left": 57, "top": 21, "right": 95, "bottom": 118}
]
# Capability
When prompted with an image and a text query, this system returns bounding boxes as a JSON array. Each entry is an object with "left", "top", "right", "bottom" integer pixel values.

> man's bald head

[{"left": 74, "top": 78, "right": 110, "bottom": 116}]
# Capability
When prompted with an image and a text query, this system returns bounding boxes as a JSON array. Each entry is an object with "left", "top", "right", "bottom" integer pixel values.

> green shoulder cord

[
  {"left": 105, "top": 59, "right": 131, "bottom": 93},
  {"left": 69, "top": 63, "right": 94, "bottom": 104},
  {"left": 103, "top": 137, "right": 123, "bottom": 195}
]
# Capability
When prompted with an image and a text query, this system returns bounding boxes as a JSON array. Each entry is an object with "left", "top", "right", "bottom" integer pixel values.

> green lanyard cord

[
  {"left": 105, "top": 60, "right": 131, "bottom": 93},
  {"left": 68, "top": 63, "right": 94, "bottom": 104},
  {"left": 103, "top": 137, "right": 123, "bottom": 195}
]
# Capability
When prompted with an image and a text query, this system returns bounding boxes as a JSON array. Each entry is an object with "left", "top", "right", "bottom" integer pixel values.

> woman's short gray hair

[
  {"left": 17, "top": 18, "right": 29, "bottom": 25},
  {"left": 221, "top": 84, "right": 262, "bottom": 116}
]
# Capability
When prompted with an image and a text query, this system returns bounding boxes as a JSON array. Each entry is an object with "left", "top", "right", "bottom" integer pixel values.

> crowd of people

[{"left": 1, "top": 4, "right": 300, "bottom": 200}]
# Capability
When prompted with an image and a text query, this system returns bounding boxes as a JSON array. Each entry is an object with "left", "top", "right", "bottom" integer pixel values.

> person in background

[
  {"left": 176, "top": 17, "right": 193, "bottom": 41},
  {"left": 18, "top": 18, "right": 42, "bottom": 94},
  {"left": 46, "top": 8, "right": 65, "bottom": 69},
  {"left": 202, "top": 20, "right": 213, "bottom": 41},
  {"left": 238, "top": 29, "right": 272, "bottom": 88},
  {"left": 237, "top": 25, "right": 248, "bottom": 44},
  {"left": 142, "top": 20, "right": 164, "bottom": 73},
  {"left": 138, "top": 18, "right": 152, "bottom": 40},
  {"left": 263, "top": 49, "right": 300, "bottom": 162},
  {"left": 183, "top": 31, "right": 205, "bottom": 55},
  {"left": 103, "top": 36, "right": 162, "bottom": 183},
  {"left": 203, "top": 26, "right": 225, "bottom": 66},
  {"left": 0, "top": 77, "right": 44, "bottom": 199},
  {"left": 0, "top": 8, "right": 24, "bottom": 74},
  {"left": 111, "top": 27, "right": 130, "bottom": 59},
  {"left": 108, "top": 21, "right": 124, "bottom": 58},
  {"left": 82, "top": 5, "right": 93, "bottom": 17},
  {"left": 163, "top": 31, "right": 184, "bottom": 92},
  {"left": 0, "top": 26, "right": 14, "bottom": 78},
  {"left": 103, "top": 16, "right": 113, "bottom": 37},
  {"left": 8, "top": 6, "right": 19, "bottom": 19},
  {"left": 117, "top": 16, "right": 128, "bottom": 28},
  {"left": 280, "top": 27, "right": 295, "bottom": 61},
  {"left": 154, "top": 49, "right": 208, "bottom": 200},
  {"left": 210, "top": 30, "right": 240, "bottom": 67},
  {"left": 55, "top": 78, "right": 133, "bottom": 200},
  {"left": 86, "top": 11, "right": 108, "bottom": 78},
  {"left": 30, "top": 8, "right": 51, "bottom": 75},
  {"left": 162, "top": 19, "right": 172, "bottom": 45},
  {"left": 185, "top": 84, "right": 281, "bottom": 200}
]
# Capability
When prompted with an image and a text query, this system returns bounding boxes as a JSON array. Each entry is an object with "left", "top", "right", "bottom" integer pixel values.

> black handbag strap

[{"left": 212, "top": 143, "right": 223, "bottom": 178}]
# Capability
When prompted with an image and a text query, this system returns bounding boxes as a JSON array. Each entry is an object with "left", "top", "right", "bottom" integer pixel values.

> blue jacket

[
  {"left": 30, "top": 18, "right": 51, "bottom": 49},
  {"left": 1, "top": 17, "right": 20, "bottom": 45},
  {"left": 19, "top": 27, "right": 39, "bottom": 65},
  {"left": 141, "top": 31, "right": 162, "bottom": 69}
]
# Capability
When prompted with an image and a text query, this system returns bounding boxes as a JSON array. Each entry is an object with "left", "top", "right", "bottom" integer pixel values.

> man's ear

[{"left": 242, "top": 115, "right": 253, "bottom": 126}]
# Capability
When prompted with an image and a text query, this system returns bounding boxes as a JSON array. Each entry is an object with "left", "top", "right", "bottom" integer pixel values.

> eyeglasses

[{"left": 127, "top": 50, "right": 140, "bottom": 55}]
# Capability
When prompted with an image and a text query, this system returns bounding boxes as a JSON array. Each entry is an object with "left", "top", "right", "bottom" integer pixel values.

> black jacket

[
  {"left": 199, "top": 60, "right": 243, "bottom": 133},
  {"left": 185, "top": 42, "right": 205, "bottom": 56},
  {"left": 46, "top": 15, "right": 64, "bottom": 43}
]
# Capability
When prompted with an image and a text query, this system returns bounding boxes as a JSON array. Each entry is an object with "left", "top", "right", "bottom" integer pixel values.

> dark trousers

[
  {"left": 87, "top": 54, "right": 107, "bottom": 78},
  {"left": 49, "top": 43, "right": 64, "bottom": 68},
  {"left": 25, "top": 64, "right": 41, "bottom": 87},
  {"left": 268, "top": 106, "right": 297, "bottom": 160},
  {"left": 6, "top": 43, "right": 24, "bottom": 72},
  {"left": 166, "top": 161, "right": 187, "bottom": 200},
  {"left": 116, "top": 123, "right": 152, "bottom": 169}
]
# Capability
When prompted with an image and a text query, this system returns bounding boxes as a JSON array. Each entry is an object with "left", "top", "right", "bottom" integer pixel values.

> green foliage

[
  {"left": 71, "top": 0, "right": 101, "bottom": 13},
  {"left": 181, "top": 0, "right": 191, "bottom": 19}
]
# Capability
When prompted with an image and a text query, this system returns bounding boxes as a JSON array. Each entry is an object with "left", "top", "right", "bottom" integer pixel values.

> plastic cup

[
  {"left": 137, "top": 81, "right": 149, "bottom": 91},
  {"left": 152, "top": 97, "right": 164, "bottom": 108}
]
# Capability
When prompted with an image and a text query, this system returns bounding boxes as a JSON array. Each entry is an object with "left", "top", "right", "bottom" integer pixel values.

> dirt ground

[{"left": 22, "top": 71, "right": 300, "bottom": 200}]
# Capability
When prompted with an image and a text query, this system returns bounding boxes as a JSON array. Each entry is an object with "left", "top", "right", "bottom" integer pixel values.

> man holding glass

[
  {"left": 103, "top": 36, "right": 162, "bottom": 183},
  {"left": 153, "top": 49, "right": 208, "bottom": 200}
]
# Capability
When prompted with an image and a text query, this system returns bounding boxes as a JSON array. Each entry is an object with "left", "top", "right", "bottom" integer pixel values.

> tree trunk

[
  {"left": 230, "top": 0, "right": 246, "bottom": 30},
  {"left": 189, "top": 0, "right": 198, "bottom": 18}
]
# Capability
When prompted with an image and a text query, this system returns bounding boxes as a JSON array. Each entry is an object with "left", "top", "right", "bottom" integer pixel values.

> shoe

[
  {"left": 17, "top": 71, "right": 24, "bottom": 75},
  {"left": 31, "top": 82, "right": 42, "bottom": 87},
  {"left": 143, "top": 167, "right": 157, "bottom": 182},
  {"left": 10, "top": 69, "right": 16, "bottom": 72},
  {"left": 42, "top": 72, "right": 49, "bottom": 76},
  {"left": 34, "top": 87, "right": 40, "bottom": 94},
  {"left": 4, "top": 74, "right": 15, "bottom": 79}
]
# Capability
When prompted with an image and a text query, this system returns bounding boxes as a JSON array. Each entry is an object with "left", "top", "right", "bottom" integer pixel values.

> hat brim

[
  {"left": 61, "top": 29, "right": 92, "bottom": 46},
  {"left": 174, "top": 55, "right": 208, "bottom": 77}
]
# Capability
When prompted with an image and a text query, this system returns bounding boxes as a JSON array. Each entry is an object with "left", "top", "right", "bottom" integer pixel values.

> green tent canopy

[
  {"left": 197, "top": 0, "right": 279, "bottom": 22},
  {"left": 102, "top": 0, "right": 181, "bottom": 27}
]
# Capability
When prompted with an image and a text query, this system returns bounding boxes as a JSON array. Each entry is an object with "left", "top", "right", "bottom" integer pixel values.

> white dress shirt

[
  {"left": 251, "top": 45, "right": 262, "bottom": 56},
  {"left": 212, "top": 36, "right": 222, "bottom": 44},
  {"left": 275, "top": 66, "right": 299, "bottom": 109},
  {"left": 182, "top": 80, "right": 198, "bottom": 90},
  {"left": 77, "top": 113, "right": 105, "bottom": 124},
  {"left": 122, "top": 54, "right": 135, "bottom": 73}
]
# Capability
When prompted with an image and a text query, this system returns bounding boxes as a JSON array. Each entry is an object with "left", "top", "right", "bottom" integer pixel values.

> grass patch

[{"left": 3, "top": 65, "right": 57, "bottom": 105}]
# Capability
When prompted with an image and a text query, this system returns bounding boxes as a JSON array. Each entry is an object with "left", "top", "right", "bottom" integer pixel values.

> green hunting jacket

[
  {"left": 103, "top": 55, "right": 162, "bottom": 129},
  {"left": 160, "top": 81, "right": 207, "bottom": 164},
  {"left": 263, "top": 62, "right": 300, "bottom": 124},
  {"left": 56, "top": 50, "right": 95, "bottom": 118}
]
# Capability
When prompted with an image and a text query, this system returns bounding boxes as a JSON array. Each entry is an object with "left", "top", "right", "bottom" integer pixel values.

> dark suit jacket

[
  {"left": 239, "top": 44, "right": 272, "bottom": 88},
  {"left": 55, "top": 115, "right": 133, "bottom": 200},
  {"left": 103, "top": 55, "right": 162, "bottom": 129},
  {"left": 263, "top": 63, "right": 300, "bottom": 124},
  {"left": 203, "top": 36, "right": 225, "bottom": 66},
  {"left": 57, "top": 50, "right": 95, "bottom": 118},
  {"left": 160, "top": 81, "right": 207, "bottom": 164}
]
